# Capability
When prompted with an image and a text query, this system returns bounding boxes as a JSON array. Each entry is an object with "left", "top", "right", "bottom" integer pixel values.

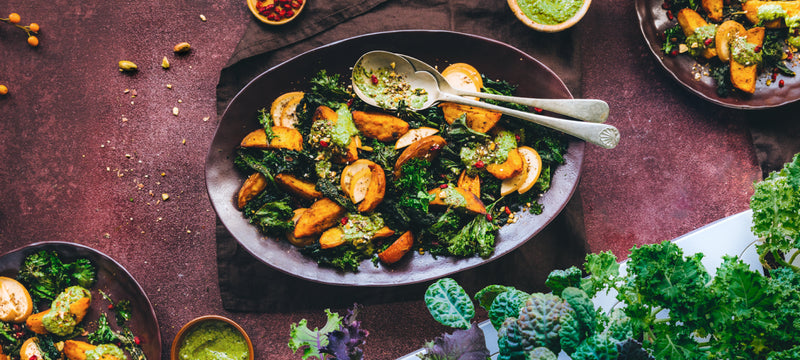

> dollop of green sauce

[
  {"left": 342, "top": 213, "right": 385, "bottom": 249},
  {"left": 353, "top": 66, "right": 428, "bottom": 109},
  {"left": 757, "top": 4, "right": 787, "bottom": 22},
  {"left": 686, "top": 24, "right": 717, "bottom": 57},
  {"left": 731, "top": 36, "right": 762, "bottom": 66},
  {"left": 331, "top": 105, "right": 358, "bottom": 148},
  {"left": 438, "top": 186, "right": 467, "bottom": 207},
  {"left": 516, "top": 0, "right": 583, "bottom": 25},
  {"left": 86, "top": 344, "right": 126, "bottom": 360},
  {"left": 179, "top": 321, "right": 250, "bottom": 360},
  {"left": 459, "top": 130, "right": 517, "bottom": 170},
  {"left": 42, "top": 286, "right": 91, "bottom": 336}
]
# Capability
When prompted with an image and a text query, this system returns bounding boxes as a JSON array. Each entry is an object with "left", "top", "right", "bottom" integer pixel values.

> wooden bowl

[
  {"left": 247, "top": 0, "right": 305, "bottom": 25},
  {"left": 170, "top": 315, "right": 254, "bottom": 360},
  {"left": 507, "top": 0, "right": 591, "bottom": 32}
]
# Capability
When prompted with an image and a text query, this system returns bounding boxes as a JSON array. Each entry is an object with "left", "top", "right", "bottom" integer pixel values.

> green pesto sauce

[
  {"left": 86, "top": 344, "right": 126, "bottom": 360},
  {"left": 342, "top": 213, "right": 385, "bottom": 250},
  {"left": 516, "top": 0, "right": 583, "bottom": 25},
  {"left": 731, "top": 36, "right": 762, "bottom": 66},
  {"left": 42, "top": 286, "right": 91, "bottom": 336},
  {"left": 438, "top": 186, "right": 467, "bottom": 207},
  {"left": 331, "top": 105, "right": 358, "bottom": 148},
  {"left": 757, "top": 4, "right": 787, "bottom": 22},
  {"left": 786, "top": 14, "right": 800, "bottom": 28},
  {"left": 353, "top": 66, "right": 428, "bottom": 109},
  {"left": 459, "top": 130, "right": 518, "bottom": 169},
  {"left": 686, "top": 24, "right": 717, "bottom": 57},
  {"left": 789, "top": 35, "right": 800, "bottom": 48},
  {"left": 179, "top": 321, "right": 249, "bottom": 360}
]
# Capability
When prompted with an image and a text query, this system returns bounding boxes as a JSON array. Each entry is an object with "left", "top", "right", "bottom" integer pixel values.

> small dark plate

[
  {"left": 636, "top": 0, "right": 800, "bottom": 109},
  {"left": 0, "top": 242, "right": 161, "bottom": 358},
  {"left": 206, "top": 30, "right": 584, "bottom": 286}
]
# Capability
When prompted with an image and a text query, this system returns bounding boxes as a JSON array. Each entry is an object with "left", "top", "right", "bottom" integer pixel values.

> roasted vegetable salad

[{"left": 233, "top": 65, "right": 568, "bottom": 272}]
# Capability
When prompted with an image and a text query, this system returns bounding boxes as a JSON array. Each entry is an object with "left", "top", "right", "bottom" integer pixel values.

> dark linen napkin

[
  {"left": 745, "top": 102, "right": 800, "bottom": 177},
  {"left": 215, "top": 0, "right": 587, "bottom": 312}
]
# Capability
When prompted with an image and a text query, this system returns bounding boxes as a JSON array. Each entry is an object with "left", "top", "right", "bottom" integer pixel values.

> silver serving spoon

[{"left": 351, "top": 51, "right": 619, "bottom": 149}]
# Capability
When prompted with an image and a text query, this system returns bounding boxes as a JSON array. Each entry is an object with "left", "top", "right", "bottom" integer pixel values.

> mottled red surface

[{"left": 0, "top": 1, "right": 765, "bottom": 360}]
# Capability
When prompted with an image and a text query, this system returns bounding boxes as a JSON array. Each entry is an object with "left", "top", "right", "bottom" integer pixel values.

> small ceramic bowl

[
  {"left": 507, "top": 0, "right": 591, "bottom": 32},
  {"left": 247, "top": 0, "right": 306, "bottom": 25},
  {"left": 170, "top": 315, "right": 254, "bottom": 360}
]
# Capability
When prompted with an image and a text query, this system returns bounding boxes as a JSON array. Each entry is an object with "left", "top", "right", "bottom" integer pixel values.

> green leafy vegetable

[
  {"left": 424, "top": 278, "right": 475, "bottom": 329},
  {"left": 474, "top": 284, "right": 515, "bottom": 311},
  {"left": 16, "top": 250, "right": 97, "bottom": 307},
  {"left": 289, "top": 308, "right": 343, "bottom": 360},
  {"left": 445, "top": 213, "right": 498, "bottom": 258},
  {"left": 420, "top": 323, "right": 490, "bottom": 360},
  {"left": 545, "top": 266, "right": 583, "bottom": 297},
  {"left": 88, "top": 313, "right": 118, "bottom": 344},
  {"left": 750, "top": 153, "right": 800, "bottom": 270},
  {"left": 487, "top": 289, "right": 529, "bottom": 330}
]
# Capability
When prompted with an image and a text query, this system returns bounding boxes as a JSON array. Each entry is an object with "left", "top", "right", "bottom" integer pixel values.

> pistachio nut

[
  {"left": 161, "top": 56, "right": 170, "bottom": 69},
  {"left": 118, "top": 60, "right": 138, "bottom": 72},
  {"left": 173, "top": 42, "right": 191, "bottom": 54}
]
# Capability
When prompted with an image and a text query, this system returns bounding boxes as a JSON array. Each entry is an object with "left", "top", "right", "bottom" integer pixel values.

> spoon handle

[
  {"left": 438, "top": 93, "right": 620, "bottom": 149},
  {"left": 452, "top": 89, "right": 609, "bottom": 123}
]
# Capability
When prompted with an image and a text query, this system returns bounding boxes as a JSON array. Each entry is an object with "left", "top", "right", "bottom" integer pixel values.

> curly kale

[
  {"left": 300, "top": 243, "right": 366, "bottom": 272},
  {"left": 750, "top": 153, "right": 800, "bottom": 270},
  {"left": 240, "top": 192, "right": 295, "bottom": 237},
  {"left": 570, "top": 334, "right": 619, "bottom": 360},
  {"left": 661, "top": 24, "right": 685, "bottom": 56},
  {"left": 321, "top": 305, "right": 369, "bottom": 360},
  {"left": 234, "top": 148, "right": 316, "bottom": 184},
  {"left": 17, "top": 250, "right": 97, "bottom": 307},
  {"left": 446, "top": 213, "right": 498, "bottom": 258},
  {"left": 421, "top": 323, "right": 490, "bottom": 360},
  {"left": 88, "top": 313, "right": 118, "bottom": 344},
  {"left": 545, "top": 266, "right": 583, "bottom": 297},
  {"left": 561, "top": 287, "right": 597, "bottom": 340}
]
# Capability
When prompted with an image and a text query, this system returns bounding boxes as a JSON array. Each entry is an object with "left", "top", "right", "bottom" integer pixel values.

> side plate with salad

[{"left": 206, "top": 30, "right": 585, "bottom": 286}]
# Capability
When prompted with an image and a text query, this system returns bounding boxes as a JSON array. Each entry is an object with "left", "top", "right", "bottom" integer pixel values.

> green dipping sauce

[
  {"left": 353, "top": 66, "right": 428, "bottom": 109},
  {"left": 86, "top": 344, "right": 126, "bottom": 360},
  {"left": 179, "top": 320, "right": 250, "bottom": 360},
  {"left": 516, "top": 0, "right": 584, "bottom": 25}
]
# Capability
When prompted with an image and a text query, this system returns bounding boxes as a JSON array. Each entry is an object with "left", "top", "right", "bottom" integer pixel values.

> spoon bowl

[{"left": 351, "top": 51, "right": 620, "bottom": 149}]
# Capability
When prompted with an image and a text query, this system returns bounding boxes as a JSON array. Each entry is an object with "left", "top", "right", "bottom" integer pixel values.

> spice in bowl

[
  {"left": 507, "top": 0, "right": 592, "bottom": 32},
  {"left": 171, "top": 316, "right": 253, "bottom": 360}
]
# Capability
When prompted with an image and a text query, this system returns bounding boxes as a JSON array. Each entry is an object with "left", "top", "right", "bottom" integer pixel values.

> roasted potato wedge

[
  {"left": 373, "top": 226, "right": 395, "bottom": 238},
  {"left": 237, "top": 172, "right": 268, "bottom": 209},
  {"left": 394, "top": 135, "right": 447, "bottom": 177},
  {"left": 293, "top": 198, "right": 346, "bottom": 238},
  {"left": 20, "top": 338, "right": 45, "bottom": 360},
  {"left": 702, "top": 0, "right": 723, "bottom": 22},
  {"left": 486, "top": 149, "right": 524, "bottom": 180},
  {"left": 352, "top": 111, "right": 410, "bottom": 142},
  {"left": 677, "top": 8, "right": 718, "bottom": 59},
  {"left": 715, "top": 20, "right": 746, "bottom": 62},
  {"left": 358, "top": 163, "right": 386, "bottom": 213},
  {"left": 439, "top": 103, "right": 502, "bottom": 133},
  {"left": 286, "top": 209, "right": 316, "bottom": 247},
  {"left": 312, "top": 105, "right": 338, "bottom": 123},
  {"left": 63, "top": 340, "right": 96, "bottom": 360},
  {"left": 457, "top": 170, "right": 481, "bottom": 198},
  {"left": 341, "top": 159, "right": 387, "bottom": 212},
  {"left": 395, "top": 127, "right": 439, "bottom": 149},
  {"left": 240, "top": 126, "right": 303, "bottom": 151},
  {"left": 516, "top": 146, "right": 543, "bottom": 194},
  {"left": 731, "top": 26, "right": 765, "bottom": 94},
  {"left": 271, "top": 91, "right": 304, "bottom": 128},
  {"left": 378, "top": 231, "right": 415, "bottom": 265},
  {"left": 69, "top": 296, "right": 91, "bottom": 324},
  {"left": 743, "top": 1, "right": 800, "bottom": 27},
  {"left": 25, "top": 310, "right": 49, "bottom": 334},
  {"left": 319, "top": 227, "right": 346, "bottom": 249},
  {"left": 429, "top": 186, "right": 487, "bottom": 215},
  {"left": 276, "top": 173, "right": 322, "bottom": 200}
]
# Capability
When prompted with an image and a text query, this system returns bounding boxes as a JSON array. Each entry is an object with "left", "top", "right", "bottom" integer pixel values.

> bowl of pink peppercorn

[{"left": 248, "top": 0, "right": 305, "bottom": 25}]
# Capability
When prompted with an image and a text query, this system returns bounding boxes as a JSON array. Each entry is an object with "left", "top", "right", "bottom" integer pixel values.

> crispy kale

[
  {"left": 16, "top": 250, "right": 97, "bottom": 307},
  {"left": 92, "top": 292, "right": 147, "bottom": 360},
  {"left": 240, "top": 192, "right": 295, "bottom": 237},
  {"left": 300, "top": 243, "right": 366, "bottom": 272},
  {"left": 88, "top": 313, "right": 118, "bottom": 344},
  {"left": 445, "top": 213, "right": 498, "bottom": 258}
]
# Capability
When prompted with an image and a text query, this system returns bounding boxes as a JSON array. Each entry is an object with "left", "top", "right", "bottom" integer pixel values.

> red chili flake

[
  {"left": 486, "top": 214, "right": 493, "bottom": 221},
  {"left": 754, "top": 45, "right": 762, "bottom": 53},
  {"left": 134, "top": 336, "right": 141, "bottom": 345},
  {"left": 780, "top": 79, "right": 785, "bottom": 88},
  {"left": 504, "top": 206, "right": 511, "bottom": 214},
  {"left": 514, "top": 134, "right": 521, "bottom": 142},
  {"left": 474, "top": 160, "right": 485, "bottom": 169},
  {"left": 371, "top": 75, "right": 379, "bottom": 84},
  {"left": 346, "top": 98, "right": 354, "bottom": 107},
  {"left": 533, "top": 107, "right": 543, "bottom": 113},
  {"left": 439, "top": 184, "right": 449, "bottom": 189},
  {"left": 667, "top": 10, "right": 674, "bottom": 20},
  {"left": 319, "top": 140, "right": 329, "bottom": 147},
  {"left": 15, "top": 331, "right": 24, "bottom": 338},
  {"left": 341, "top": 217, "right": 349, "bottom": 225},
  {"left": 108, "top": 304, "right": 114, "bottom": 309},
  {"left": 670, "top": 49, "right": 678, "bottom": 56},
  {"left": 703, "top": 38, "right": 713, "bottom": 46},
  {"left": 788, "top": 52, "right": 794, "bottom": 61}
]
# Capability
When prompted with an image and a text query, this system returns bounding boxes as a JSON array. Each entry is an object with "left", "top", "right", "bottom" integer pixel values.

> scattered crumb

[
  {"left": 172, "top": 107, "right": 179, "bottom": 116},
  {"left": 200, "top": 14, "right": 207, "bottom": 21}
]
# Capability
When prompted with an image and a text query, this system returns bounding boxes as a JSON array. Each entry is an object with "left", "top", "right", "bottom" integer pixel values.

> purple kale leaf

[
  {"left": 422, "top": 322, "right": 491, "bottom": 360},
  {"left": 321, "top": 304, "right": 369, "bottom": 360}
]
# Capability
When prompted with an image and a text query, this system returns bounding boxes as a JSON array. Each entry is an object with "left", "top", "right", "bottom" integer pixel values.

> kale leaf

[
  {"left": 420, "top": 323, "right": 490, "bottom": 360},
  {"left": 545, "top": 266, "right": 583, "bottom": 297},
  {"left": 321, "top": 305, "right": 369, "bottom": 360},
  {"left": 750, "top": 153, "right": 800, "bottom": 270},
  {"left": 16, "top": 250, "right": 97, "bottom": 307},
  {"left": 446, "top": 213, "right": 498, "bottom": 258},
  {"left": 424, "top": 278, "right": 475, "bottom": 330}
]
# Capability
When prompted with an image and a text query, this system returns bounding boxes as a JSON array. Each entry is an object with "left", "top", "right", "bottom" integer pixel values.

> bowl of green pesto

[
  {"left": 171, "top": 315, "right": 253, "bottom": 360},
  {"left": 508, "top": 0, "right": 592, "bottom": 32}
]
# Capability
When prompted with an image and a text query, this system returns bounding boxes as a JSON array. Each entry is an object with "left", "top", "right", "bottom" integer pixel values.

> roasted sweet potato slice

[
  {"left": 286, "top": 209, "right": 316, "bottom": 247},
  {"left": 731, "top": 26, "right": 765, "bottom": 94},
  {"left": 393, "top": 135, "right": 447, "bottom": 177},
  {"left": 69, "top": 296, "right": 91, "bottom": 323},
  {"left": 457, "top": 170, "right": 481, "bottom": 198},
  {"left": 63, "top": 340, "right": 96, "bottom": 360},
  {"left": 352, "top": 111, "right": 410, "bottom": 142},
  {"left": 743, "top": 1, "right": 800, "bottom": 27},
  {"left": 276, "top": 173, "right": 322, "bottom": 200},
  {"left": 429, "top": 186, "right": 487, "bottom": 215},
  {"left": 373, "top": 226, "right": 395, "bottom": 238},
  {"left": 442, "top": 63, "right": 484, "bottom": 92},
  {"left": 319, "top": 227, "right": 346, "bottom": 249},
  {"left": 395, "top": 127, "right": 439, "bottom": 149},
  {"left": 486, "top": 149, "right": 524, "bottom": 180},
  {"left": 358, "top": 163, "right": 386, "bottom": 213},
  {"left": 271, "top": 91, "right": 304, "bottom": 128},
  {"left": 677, "top": 8, "right": 718, "bottom": 59},
  {"left": 293, "top": 198, "right": 346, "bottom": 238},
  {"left": 439, "top": 103, "right": 502, "bottom": 133},
  {"left": 240, "top": 126, "right": 303, "bottom": 151},
  {"left": 25, "top": 310, "right": 49, "bottom": 334},
  {"left": 715, "top": 20, "right": 746, "bottom": 62},
  {"left": 237, "top": 172, "right": 268, "bottom": 209},
  {"left": 702, "top": 0, "right": 723, "bottom": 22},
  {"left": 378, "top": 231, "right": 415, "bottom": 264}
]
